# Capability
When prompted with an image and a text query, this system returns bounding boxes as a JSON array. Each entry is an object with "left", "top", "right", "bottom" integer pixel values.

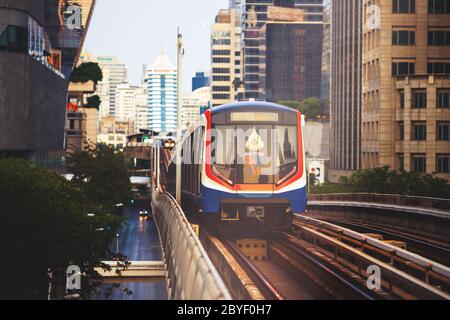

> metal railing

[
  {"left": 309, "top": 193, "right": 450, "bottom": 212},
  {"left": 152, "top": 191, "right": 232, "bottom": 300}
]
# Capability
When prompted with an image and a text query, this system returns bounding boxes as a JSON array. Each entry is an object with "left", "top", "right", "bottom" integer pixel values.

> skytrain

[{"left": 153, "top": 101, "right": 307, "bottom": 231}]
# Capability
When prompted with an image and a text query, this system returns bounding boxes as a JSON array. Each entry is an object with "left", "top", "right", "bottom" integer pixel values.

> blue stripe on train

[{"left": 200, "top": 184, "right": 308, "bottom": 214}]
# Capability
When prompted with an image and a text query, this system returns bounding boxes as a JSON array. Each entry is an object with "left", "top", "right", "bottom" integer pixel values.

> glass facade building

[
  {"left": 329, "top": 0, "right": 362, "bottom": 181},
  {"left": 264, "top": 22, "right": 323, "bottom": 102},
  {"left": 240, "top": 0, "right": 295, "bottom": 100},
  {"left": 145, "top": 53, "right": 177, "bottom": 133}
]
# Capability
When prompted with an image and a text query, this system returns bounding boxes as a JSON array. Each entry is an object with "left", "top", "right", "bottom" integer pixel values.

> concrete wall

[
  {"left": 0, "top": 52, "right": 68, "bottom": 152},
  {"left": 0, "top": 0, "right": 45, "bottom": 24}
]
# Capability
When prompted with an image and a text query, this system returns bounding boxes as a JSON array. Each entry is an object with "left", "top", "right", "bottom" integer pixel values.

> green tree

[
  {"left": 0, "top": 158, "right": 118, "bottom": 299},
  {"left": 278, "top": 97, "right": 325, "bottom": 120},
  {"left": 67, "top": 144, "right": 133, "bottom": 212},
  {"left": 70, "top": 62, "right": 103, "bottom": 85},
  {"left": 311, "top": 166, "right": 450, "bottom": 199},
  {"left": 86, "top": 95, "right": 101, "bottom": 110}
]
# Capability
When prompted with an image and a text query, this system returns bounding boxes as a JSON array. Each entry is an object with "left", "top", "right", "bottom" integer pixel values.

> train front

[{"left": 202, "top": 102, "right": 307, "bottom": 232}]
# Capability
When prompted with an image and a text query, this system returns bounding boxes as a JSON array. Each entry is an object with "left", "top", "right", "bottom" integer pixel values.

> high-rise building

[
  {"left": 181, "top": 86, "right": 212, "bottom": 129},
  {"left": 145, "top": 52, "right": 177, "bottom": 133},
  {"left": 0, "top": 0, "right": 95, "bottom": 168},
  {"left": 134, "top": 85, "right": 148, "bottom": 132},
  {"left": 66, "top": 80, "right": 97, "bottom": 157},
  {"left": 192, "top": 72, "right": 210, "bottom": 91},
  {"left": 115, "top": 83, "right": 139, "bottom": 123},
  {"left": 97, "top": 116, "right": 132, "bottom": 150},
  {"left": 361, "top": 0, "right": 450, "bottom": 181},
  {"left": 260, "top": 7, "right": 323, "bottom": 102},
  {"left": 240, "top": 0, "right": 294, "bottom": 100},
  {"left": 328, "top": 0, "right": 363, "bottom": 182},
  {"left": 294, "top": 0, "right": 324, "bottom": 21},
  {"left": 44, "top": 0, "right": 97, "bottom": 78},
  {"left": 321, "top": 0, "right": 332, "bottom": 112},
  {"left": 211, "top": 9, "right": 242, "bottom": 107},
  {"left": 79, "top": 53, "right": 127, "bottom": 118}
]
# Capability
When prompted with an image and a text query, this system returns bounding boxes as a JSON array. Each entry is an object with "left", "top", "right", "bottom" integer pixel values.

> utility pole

[{"left": 176, "top": 28, "right": 183, "bottom": 204}]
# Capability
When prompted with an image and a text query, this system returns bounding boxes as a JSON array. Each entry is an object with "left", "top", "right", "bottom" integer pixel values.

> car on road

[{"left": 139, "top": 209, "right": 151, "bottom": 220}]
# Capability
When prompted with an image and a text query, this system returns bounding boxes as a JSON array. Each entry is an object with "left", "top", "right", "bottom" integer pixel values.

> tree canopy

[
  {"left": 67, "top": 144, "right": 133, "bottom": 213},
  {"left": 85, "top": 95, "right": 101, "bottom": 110},
  {"left": 0, "top": 158, "right": 120, "bottom": 299},
  {"left": 70, "top": 62, "right": 103, "bottom": 85},
  {"left": 312, "top": 166, "right": 450, "bottom": 199},
  {"left": 278, "top": 97, "right": 326, "bottom": 120}
]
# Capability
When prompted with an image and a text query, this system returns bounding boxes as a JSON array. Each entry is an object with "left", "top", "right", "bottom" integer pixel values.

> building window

[
  {"left": 213, "top": 75, "right": 230, "bottom": 82},
  {"left": 393, "top": 0, "right": 416, "bottom": 13},
  {"left": 412, "top": 154, "right": 427, "bottom": 173},
  {"left": 0, "top": 25, "right": 28, "bottom": 53},
  {"left": 212, "top": 68, "right": 230, "bottom": 74},
  {"left": 428, "top": 30, "right": 450, "bottom": 45},
  {"left": 212, "top": 86, "right": 231, "bottom": 92},
  {"left": 428, "top": 62, "right": 450, "bottom": 74},
  {"left": 412, "top": 122, "right": 427, "bottom": 140},
  {"left": 399, "top": 90, "right": 405, "bottom": 109},
  {"left": 392, "top": 62, "right": 415, "bottom": 76},
  {"left": 437, "top": 122, "right": 449, "bottom": 141},
  {"left": 213, "top": 57, "right": 231, "bottom": 63},
  {"left": 397, "top": 121, "right": 405, "bottom": 140},
  {"left": 397, "top": 153, "right": 405, "bottom": 171},
  {"left": 428, "top": 0, "right": 450, "bottom": 14},
  {"left": 437, "top": 155, "right": 450, "bottom": 173},
  {"left": 212, "top": 49, "right": 231, "bottom": 55},
  {"left": 437, "top": 90, "right": 450, "bottom": 108},
  {"left": 413, "top": 91, "right": 427, "bottom": 109},
  {"left": 213, "top": 94, "right": 230, "bottom": 100},
  {"left": 392, "top": 30, "right": 416, "bottom": 45}
]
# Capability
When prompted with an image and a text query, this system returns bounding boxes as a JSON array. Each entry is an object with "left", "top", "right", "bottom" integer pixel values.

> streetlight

[
  {"left": 87, "top": 213, "right": 95, "bottom": 233},
  {"left": 116, "top": 203, "right": 124, "bottom": 207},
  {"left": 116, "top": 233, "right": 120, "bottom": 271}
]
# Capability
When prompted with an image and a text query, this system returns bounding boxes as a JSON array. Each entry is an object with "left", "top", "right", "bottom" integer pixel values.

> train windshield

[{"left": 211, "top": 125, "right": 298, "bottom": 185}]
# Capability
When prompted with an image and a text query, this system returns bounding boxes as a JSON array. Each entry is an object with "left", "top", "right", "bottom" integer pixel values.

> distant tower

[
  {"left": 145, "top": 52, "right": 177, "bottom": 132},
  {"left": 192, "top": 72, "right": 210, "bottom": 91}
]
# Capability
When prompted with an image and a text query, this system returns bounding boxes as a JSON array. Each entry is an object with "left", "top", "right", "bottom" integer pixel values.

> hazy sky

[{"left": 84, "top": 0, "right": 228, "bottom": 93}]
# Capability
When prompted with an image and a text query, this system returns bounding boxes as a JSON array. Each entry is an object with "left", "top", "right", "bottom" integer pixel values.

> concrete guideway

[{"left": 294, "top": 215, "right": 450, "bottom": 300}]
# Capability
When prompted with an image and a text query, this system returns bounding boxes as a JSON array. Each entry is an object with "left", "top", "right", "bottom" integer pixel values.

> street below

[{"left": 94, "top": 203, "right": 168, "bottom": 300}]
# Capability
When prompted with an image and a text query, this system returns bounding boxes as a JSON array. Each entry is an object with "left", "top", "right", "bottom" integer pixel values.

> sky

[{"left": 84, "top": 0, "right": 228, "bottom": 93}]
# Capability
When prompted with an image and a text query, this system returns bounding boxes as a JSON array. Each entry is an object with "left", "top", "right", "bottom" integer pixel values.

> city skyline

[{"left": 83, "top": 0, "right": 228, "bottom": 92}]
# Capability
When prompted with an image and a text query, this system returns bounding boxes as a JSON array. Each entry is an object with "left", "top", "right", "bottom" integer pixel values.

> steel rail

[
  {"left": 294, "top": 214, "right": 450, "bottom": 300},
  {"left": 274, "top": 236, "right": 376, "bottom": 300},
  {"left": 222, "top": 239, "right": 284, "bottom": 300}
]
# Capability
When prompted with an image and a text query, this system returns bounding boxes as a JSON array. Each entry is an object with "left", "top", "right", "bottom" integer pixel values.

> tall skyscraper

[
  {"left": 145, "top": 52, "right": 177, "bottom": 133},
  {"left": 321, "top": 0, "right": 332, "bottom": 112},
  {"left": 211, "top": 8, "right": 242, "bottom": 107},
  {"left": 240, "top": 0, "right": 294, "bottom": 100},
  {"left": 294, "top": 0, "right": 324, "bottom": 21},
  {"left": 79, "top": 53, "right": 127, "bottom": 118},
  {"left": 134, "top": 85, "right": 148, "bottom": 132},
  {"left": 361, "top": 0, "right": 450, "bottom": 181},
  {"left": 261, "top": 7, "right": 323, "bottom": 102},
  {"left": 115, "top": 83, "right": 138, "bottom": 123},
  {"left": 329, "top": 0, "right": 363, "bottom": 182}
]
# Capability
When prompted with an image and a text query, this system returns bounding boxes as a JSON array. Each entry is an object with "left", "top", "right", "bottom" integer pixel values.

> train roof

[{"left": 211, "top": 101, "right": 299, "bottom": 114}]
